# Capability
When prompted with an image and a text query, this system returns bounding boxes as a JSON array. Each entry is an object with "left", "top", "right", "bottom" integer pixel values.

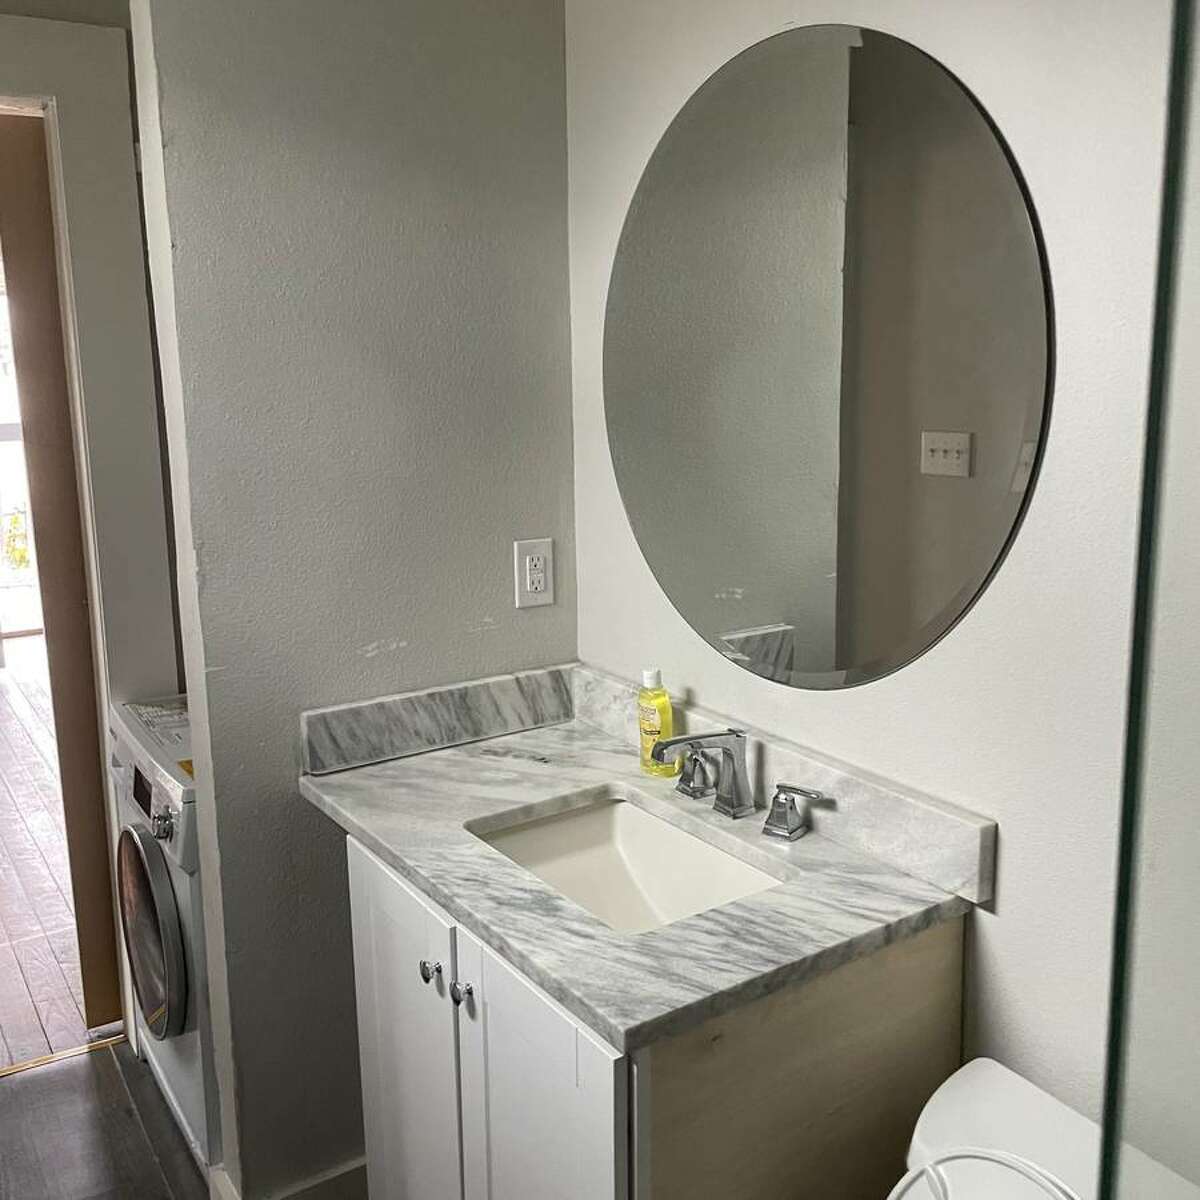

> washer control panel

[
  {"left": 128, "top": 760, "right": 198, "bottom": 875},
  {"left": 110, "top": 696, "right": 199, "bottom": 877},
  {"left": 149, "top": 785, "right": 198, "bottom": 874}
]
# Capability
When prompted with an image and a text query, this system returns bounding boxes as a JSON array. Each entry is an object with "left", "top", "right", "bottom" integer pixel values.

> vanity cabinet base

[
  {"left": 348, "top": 831, "right": 963, "bottom": 1200},
  {"left": 348, "top": 838, "right": 627, "bottom": 1200},
  {"left": 630, "top": 918, "right": 964, "bottom": 1200}
]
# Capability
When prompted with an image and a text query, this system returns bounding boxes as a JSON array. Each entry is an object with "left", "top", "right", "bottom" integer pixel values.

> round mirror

[{"left": 604, "top": 25, "right": 1052, "bottom": 688}]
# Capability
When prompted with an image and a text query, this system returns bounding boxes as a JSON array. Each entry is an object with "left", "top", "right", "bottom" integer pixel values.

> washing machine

[{"left": 109, "top": 696, "right": 220, "bottom": 1170}]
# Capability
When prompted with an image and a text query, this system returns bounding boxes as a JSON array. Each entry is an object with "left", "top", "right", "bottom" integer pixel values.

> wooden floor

[
  {"left": 0, "top": 1040, "right": 207, "bottom": 1200},
  {"left": 0, "top": 637, "right": 88, "bottom": 1068}
]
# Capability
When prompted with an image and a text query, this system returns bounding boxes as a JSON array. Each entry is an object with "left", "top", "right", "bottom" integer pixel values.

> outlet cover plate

[{"left": 514, "top": 538, "right": 554, "bottom": 609}]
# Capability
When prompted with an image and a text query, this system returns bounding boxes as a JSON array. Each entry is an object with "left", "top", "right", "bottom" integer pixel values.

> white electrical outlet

[
  {"left": 514, "top": 538, "right": 554, "bottom": 609},
  {"left": 921, "top": 430, "right": 973, "bottom": 478}
]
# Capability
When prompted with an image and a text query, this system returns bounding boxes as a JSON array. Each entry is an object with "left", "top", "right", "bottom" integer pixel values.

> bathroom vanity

[
  {"left": 292, "top": 16, "right": 1046, "bottom": 1190},
  {"left": 345, "top": 836, "right": 960, "bottom": 1200},
  {"left": 300, "top": 667, "right": 989, "bottom": 1200}
]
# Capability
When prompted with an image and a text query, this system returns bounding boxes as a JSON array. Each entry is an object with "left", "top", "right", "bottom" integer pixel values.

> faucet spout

[{"left": 649, "top": 733, "right": 702, "bottom": 764}]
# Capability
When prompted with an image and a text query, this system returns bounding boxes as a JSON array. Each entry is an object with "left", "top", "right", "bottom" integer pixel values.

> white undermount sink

[{"left": 474, "top": 793, "right": 779, "bottom": 934}]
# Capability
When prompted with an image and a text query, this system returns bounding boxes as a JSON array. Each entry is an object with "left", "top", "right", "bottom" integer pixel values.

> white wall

[
  {"left": 567, "top": 0, "right": 1171, "bottom": 1119},
  {"left": 1118, "top": 35, "right": 1200, "bottom": 1184},
  {"left": 132, "top": 1, "right": 575, "bottom": 1196}
]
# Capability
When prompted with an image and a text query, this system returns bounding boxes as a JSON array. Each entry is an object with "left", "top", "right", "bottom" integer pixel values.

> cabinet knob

[
  {"left": 418, "top": 959, "right": 443, "bottom": 984},
  {"left": 450, "top": 981, "right": 474, "bottom": 1006}
]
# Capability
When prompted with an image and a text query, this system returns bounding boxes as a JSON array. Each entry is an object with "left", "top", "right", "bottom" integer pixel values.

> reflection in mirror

[{"left": 604, "top": 25, "right": 1051, "bottom": 689}]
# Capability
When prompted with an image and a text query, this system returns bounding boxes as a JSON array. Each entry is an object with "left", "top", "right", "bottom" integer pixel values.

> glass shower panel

[{"left": 1104, "top": 2, "right": 1200, "bottom": 1195}]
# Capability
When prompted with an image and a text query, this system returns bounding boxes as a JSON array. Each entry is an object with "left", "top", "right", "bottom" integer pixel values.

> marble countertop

[{"left": 301, "top": 716, "right": 969, "bottom": 1053}]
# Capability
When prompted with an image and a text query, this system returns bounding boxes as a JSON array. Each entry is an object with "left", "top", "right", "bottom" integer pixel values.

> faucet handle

[
  {"left": 676, "top": 748, "right": 718, "bottom": 799},
  {"left": 775, "top": 782, "right": 824, "bottom": 802},
  {"left": 762, "top": 783, "right": 825, "bottom": 841}
]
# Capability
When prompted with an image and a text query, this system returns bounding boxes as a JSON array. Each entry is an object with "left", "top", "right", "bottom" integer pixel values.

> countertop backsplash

[{"left": 301, "top": 661, "right": 995, "bottom": 903}]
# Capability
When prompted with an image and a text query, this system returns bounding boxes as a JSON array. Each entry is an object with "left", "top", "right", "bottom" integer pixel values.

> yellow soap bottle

[{"left": 638, "top": 668, "right": 680, "bottom": 777}]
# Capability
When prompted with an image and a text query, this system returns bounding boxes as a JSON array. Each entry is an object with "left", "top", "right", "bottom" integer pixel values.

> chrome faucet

[
  {"left": 651, "top": 729, "right": 755, "bottom": 819},
  {"left": 762, "top": 783, "right": 825, "bottom": 841}
]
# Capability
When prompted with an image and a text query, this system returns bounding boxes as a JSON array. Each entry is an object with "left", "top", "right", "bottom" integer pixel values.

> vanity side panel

[{"left": 636, "top": 918, "right": 963, "bottom": 1200}]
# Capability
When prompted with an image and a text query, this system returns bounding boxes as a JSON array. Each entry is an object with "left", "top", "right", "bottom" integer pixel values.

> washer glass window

[{"left": 117, "top": 825, "right": 187, "bottom": 1038}]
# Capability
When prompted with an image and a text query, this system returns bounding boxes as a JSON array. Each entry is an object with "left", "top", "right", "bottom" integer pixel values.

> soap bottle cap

[{"left": 641, "top": 667, "right": 662, "bottom": 690}]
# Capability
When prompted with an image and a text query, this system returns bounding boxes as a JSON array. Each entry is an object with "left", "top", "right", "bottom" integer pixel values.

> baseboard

[{"left": 208, "top": 1159, "right": 367, "bottom": 1200}]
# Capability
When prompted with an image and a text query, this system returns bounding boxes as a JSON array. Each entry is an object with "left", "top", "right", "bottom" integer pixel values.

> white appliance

[
  {"left": 110, "top": 695, "right": 220, "bottom": 1169},
  {"left": 891, "top": 1058, "right": 1199, "bottom": 1199}
]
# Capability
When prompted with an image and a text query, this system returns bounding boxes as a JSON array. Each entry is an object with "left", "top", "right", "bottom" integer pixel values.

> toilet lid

[
  {"left": 894, "top": 1160, "right": 1070, "bottom": 1200},
  {"left": 905, "top": 1059, "right": 1200, "bottom": 1200},
  {"left": 909, "top": 1059, "right": 1097, "bottom": 1196}
]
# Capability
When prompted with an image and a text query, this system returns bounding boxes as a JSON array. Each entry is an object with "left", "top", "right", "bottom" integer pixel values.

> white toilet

[{"left": 890, "top": 1058, "right": 1200, "bottom": 1199}]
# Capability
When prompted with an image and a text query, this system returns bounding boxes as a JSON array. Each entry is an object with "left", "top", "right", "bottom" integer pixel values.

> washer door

[{"left": 117, "top": 825, "right": 187, "bottom": 1039}]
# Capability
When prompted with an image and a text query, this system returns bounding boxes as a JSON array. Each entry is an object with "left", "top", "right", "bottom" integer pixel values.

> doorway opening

[
  {"left": 0, "top": 247, "right": 95, "bottom": 1070},
  {"left": 1, "top": 247, "right": 100, "bottom": 1073},
  {"left": 0, "top": 119, "right": 122, "bottom": 1073}
]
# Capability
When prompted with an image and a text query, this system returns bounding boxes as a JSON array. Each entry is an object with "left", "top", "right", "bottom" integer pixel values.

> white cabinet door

[
  {"left": 347, "top": 840, "right": 463, "bottom": 1200},
  {"left": 457, "top": 927, "right": 627, "bottom": 1200}
]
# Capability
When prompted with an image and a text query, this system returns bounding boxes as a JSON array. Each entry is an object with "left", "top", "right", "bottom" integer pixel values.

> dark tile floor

[{"left": 0, "top": 1040, "right": 207, "bottom": 1200}]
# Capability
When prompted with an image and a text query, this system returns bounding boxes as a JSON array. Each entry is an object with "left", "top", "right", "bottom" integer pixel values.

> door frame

[{"left": 0, "top": 16, "right": 181, "bottom": 1045}]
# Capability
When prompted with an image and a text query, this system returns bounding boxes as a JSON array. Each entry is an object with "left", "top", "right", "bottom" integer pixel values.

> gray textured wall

[{"left": 133, "top": 1, "right": 575, "bottom": 1195}]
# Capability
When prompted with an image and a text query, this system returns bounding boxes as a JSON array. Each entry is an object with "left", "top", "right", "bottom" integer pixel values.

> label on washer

[{"left": 127, "top": 698, "right": 192, "bottom": 759}]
